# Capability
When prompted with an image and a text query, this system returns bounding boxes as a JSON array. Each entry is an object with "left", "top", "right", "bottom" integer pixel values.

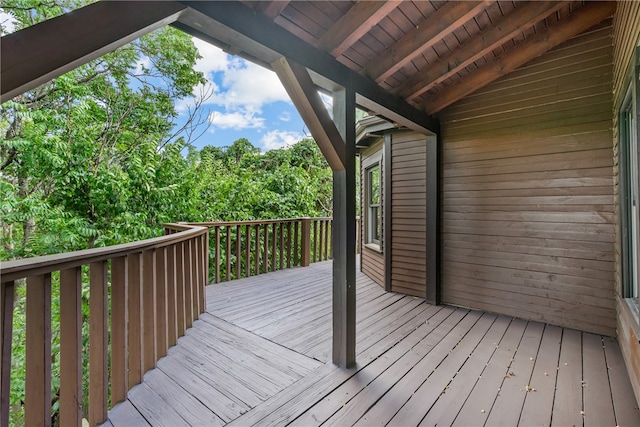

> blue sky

[{"left": 176, "top": 37, "right": 309, "bottom": 152}]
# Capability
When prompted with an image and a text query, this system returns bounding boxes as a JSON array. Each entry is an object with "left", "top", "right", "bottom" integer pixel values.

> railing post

[
  {"left": 156, "top": 247, "right": 168, "bottom": 359},
  {"left": 59, "top": 267, "right": 82, "bottom": 427},
  {"left": 110, "top": 256, "right": 128, "bottom": 406},
  {"left": 166, "top": 244, "right": 178, "bottom": 348},
  {"left": 127, "top": 252, "right": 143, "bottom": 389},
  {"left": 89, "top": 261, "right": 108, "bottom": 426},
  {"left": 301, "top": 218, "right": 311, "bottom": 267},
  {"left": 142, "top": 250, "right": 157, "bottom": 374},
  {"left": 25, "top": 274, "right": 52, "bottom": 427},
  {"left": 1, "top": 281, "right": 15, "bottom": 427}
]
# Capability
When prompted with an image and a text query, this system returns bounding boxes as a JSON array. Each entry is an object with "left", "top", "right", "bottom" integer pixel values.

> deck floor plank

[
  {"left": 582, "top": 332, "right": 617, "bottom": 427},
  {"left": 518, "top": 324, "right": 563, "bottom": 427},
  {"left": 290, "top": 308, "right": 469, "bottom": 426},
  {"left": 603, "top": 336, "right": 640, "bottom": 426},
  {"left": 142, "top": 368, "right": 224, "bottom": 426},
  {"left": 106, "top": 261, "right": 640, "bottom": 426},
  {"left": 450, "top": 318, "right": 528, "bottom": 426},
  {"left": 484, "top": 321, "right": 545, "bottom": 427},
  {"left": 551, "top": 328, "right": 584, "bottom": 427},
  {"left": 418, "top": 315, "right": 512, "bottom": 426},
  {"left": 346, "top": 310, "right": 481, "bottom": 427}
]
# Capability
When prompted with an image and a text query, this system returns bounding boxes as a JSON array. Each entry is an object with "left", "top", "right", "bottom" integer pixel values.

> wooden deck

[{"left": 104, "top": 261, "right": 640, "bottom": 426}]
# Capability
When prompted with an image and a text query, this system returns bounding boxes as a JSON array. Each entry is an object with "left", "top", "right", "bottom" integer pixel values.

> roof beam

[
  {"left": 257, "top": 1, "right": 290, "bottom": 20},
  {"left": 315, "top": 1, "right": 402, "bottom": 57},
  {"left": 272, "top": 57, "right": 346, "bottom": 171},
  {"left": 364, "top": 1, "right": 489, "bottom": 84},
  {"left": 397, "top": 1, "right": 566, "bottom": 101},
  {"left": 1, "top": 1, "right": 186, "bottom": 103},
  {"left": 422, "top": 0, "right": 617, "bottom": 115},
  {"left": 178, "top": 1, "right": 438, "bottom": 135}
]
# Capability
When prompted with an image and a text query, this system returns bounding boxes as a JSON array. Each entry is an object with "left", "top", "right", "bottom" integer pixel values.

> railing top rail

[
  {"left": 0, "top": 223, "right": 208, "bottom": 283},
  {"left": 184, "top": 217, "right": 333, "bottom": 227}
]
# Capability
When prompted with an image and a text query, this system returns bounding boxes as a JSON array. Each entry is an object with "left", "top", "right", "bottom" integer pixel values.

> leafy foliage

[{"left": 0, "top": 1, "right": 332, "bottom": 425}]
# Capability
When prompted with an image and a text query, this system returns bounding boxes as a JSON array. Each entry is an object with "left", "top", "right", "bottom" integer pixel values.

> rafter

[
  {"left": 1, "top": 1, "right": 186, "bottom": 103},
  {"left": 422, "top": 1, "right": 617, "bottom": 115},
  {"left": 397, "top": 1, "right": 566, "bottom": 101},
  {"left": 272, "top": 57, "right": 346, "bottom": 171},
  {"left": 364, "top": 0, "right": 489, "bottom": 84},
  {"left": 315, "top": 1, "right": 402, "bottom": 57},
  {"left": 257, "top": 1, "right": 290, "bottom": 20}
]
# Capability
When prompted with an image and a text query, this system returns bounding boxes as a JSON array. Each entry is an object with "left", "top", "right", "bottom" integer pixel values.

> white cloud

[
  {"left": 261, "top": 130, "right": 303, "bottom": 151},
  {"left": 279, "top": 111, "right": 292, "bottom": 122},
  {"left": 209, "top": 110, "right": 265, "bottom": 131},
  {"left": 191, "top": 37, "right": 293, "bottom": 133},
  {"left": 0, "top": 10, "right": 17, "bottom": 34}
]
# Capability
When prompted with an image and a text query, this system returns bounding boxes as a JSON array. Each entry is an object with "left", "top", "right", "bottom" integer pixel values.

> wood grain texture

[
  {"left": 439, "top": 24, "right": 616, "bottom": 336},
  {"left": 104, "top": 261, "right": 639, "bottom": 426}
]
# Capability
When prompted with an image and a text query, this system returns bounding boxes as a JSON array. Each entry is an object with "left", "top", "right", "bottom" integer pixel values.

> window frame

[
  {"left": 363, "top": 151, "right": 383, "bottom": 251},
  {"left": 619, "top": 46, "right": 640, "bottom": 320}
]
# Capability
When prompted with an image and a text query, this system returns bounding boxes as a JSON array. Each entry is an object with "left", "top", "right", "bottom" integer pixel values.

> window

[
  {"left": 621, "top": 87, "right": 639, "bottom": 301},
  {"left": 365, "top": 164, "right": 382, "bottom": 247}
]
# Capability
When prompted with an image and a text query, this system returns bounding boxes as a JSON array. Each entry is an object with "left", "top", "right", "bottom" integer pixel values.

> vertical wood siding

[
  {"left": 438, "top": 24, "right": 616, "bottom": 336},
  {"left": 390, "top": 132, "right": 428, "bottom": 297},
  {"left": 612, "top": 2, "right": 640, "bottom": 406},
  {"left": 360, "top": 142, "right": 385, "bottom": 287}
]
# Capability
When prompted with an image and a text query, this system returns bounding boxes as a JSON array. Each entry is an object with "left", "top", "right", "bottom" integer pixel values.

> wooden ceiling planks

[{"left": 219, "top": 1, "right": 615, "bottom": 120}]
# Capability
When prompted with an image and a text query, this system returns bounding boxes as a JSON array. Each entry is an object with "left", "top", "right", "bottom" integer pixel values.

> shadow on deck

[{"left": 104, "top": 261, "right": 640, "bottom": 426}]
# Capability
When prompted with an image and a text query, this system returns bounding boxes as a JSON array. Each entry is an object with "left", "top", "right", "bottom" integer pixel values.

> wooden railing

[
  {"left": 0, "top": 223, "right": 209, "bottom": 427},
  {"left": 186, "top": 217, "right": 334, "bottom": 283}
]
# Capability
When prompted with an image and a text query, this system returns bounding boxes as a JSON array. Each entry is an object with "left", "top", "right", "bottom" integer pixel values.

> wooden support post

[
  {"left": 89, "top": 261, "right": 108, "bottom": 426},
  {"left": 332, "top": 87, "right": 357, "bottom": 368},
  {"left": 25, "top": 274, "right": 52, "bottom": 427},
  {"left": 301, "top": 218, "right": 311, "bottom": 267},
  {"left": 426, "top": 135, "right": 440, "bottom": 305},
  {"left": 1, "top": 282, "right": 15, "bottom": 427},
  {"left": 59, "top": 268, "right": 83, "bottom": 427},
  {"left": 110, "top": 257, "right": 128, "bottom": 405}
]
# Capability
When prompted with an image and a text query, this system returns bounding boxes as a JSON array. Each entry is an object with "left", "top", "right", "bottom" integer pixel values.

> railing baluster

[
  {"left": 59, "top": 267, "right": 82, "bottom": 427},
  {"left": 263, "top": 224, "right": 269, "bottom": 274},
  {"left": 127, "top": 252, "right": 143, "bottom": 389},
  {"left": 156, "top": 247, "right": 168, "bottom": 359},
  {"left": 236, "top": 225, "right": 241, "bottom": 280},
  {"left": 89, "top": 261, "right": 108, "bottom": 426},
  {"left": 191, "top": 238, "right": 199, "bottom": 321},
  {"left": 286, "top": 222, "right": 292, "bottom": 268},
  {"left": 319, "top": 219, "right": 325, "bottom": 261},
  {"left": 329, "top": 220, "right": 333, "bottom": 259},
  {"left": 313, "top": 220, "right": 318, "bottom": 263},
  {"left": 254, "top": 225, "right": 260, "bottom": 276},
  {"left": 301, "top": 218, "right": 311, "bottom": 267},
  {"left": 271, "top": 223, "right": 277, "bottom": 271},
  {"left": 166, "top": 244, "right": 177, "bottom": 348},
  {"left": 279, "top": 223, "right": 284, "bottom": 270},
  {"left": 185, "top": 241, "right": 194, "bottom": 327},
  {"left": 25, "top": 273, "right": 52, "bottom": 427},
  {"left": 200, "top": 235, "right": 207, "bottom": 313},
  {"left": 214, "top": 226, "right": 221, "bottom": 284},
  {"left": 142, "top": 250, "right": 157, "bottom": 373},
  {"left": 175, "top": 242, "right": 186, "bottom": 338},
  {"left": 245, "top": 225, "right": 251, "bottom": 278},
  {"left": 294, "top": 221, "right": 300, "bottom": 266},
  {"left": 1, "top": 281, "right": 15, "bottom": 427},
  {"left": 225, "top": 226, "right": 231, "bottom": 282},
  {"left": 110, "top": 257, "right": 128, "bottom": 406}
]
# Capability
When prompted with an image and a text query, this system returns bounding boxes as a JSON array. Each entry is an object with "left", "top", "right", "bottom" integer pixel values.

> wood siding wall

[
  {"left": 612, "top": 2, "right": 640, "bottom": 406},
  {"left": 390, "top": 132, "right": 428, "bottom": 297},
  {"left": 360, "top": 142, "right": 384, "bottom": 287},
  {"left": 438, "top": 24, "right": 616, "bottom": 336}
]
